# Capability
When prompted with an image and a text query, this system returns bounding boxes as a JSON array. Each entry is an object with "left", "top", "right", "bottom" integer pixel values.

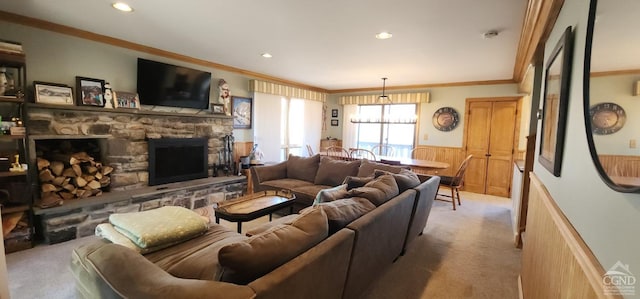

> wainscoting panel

[
  {"left": 521, "top": 174, "right": 621, "bottom": 299},
  {"left": 598, "top": 155, "right": 640, "bottom": 177},
  {"left": 411, "top": 146, "right": 465, "bottom": 177},
  {"left": 233, "top": 141, "right": 254, "bottom": 165}
]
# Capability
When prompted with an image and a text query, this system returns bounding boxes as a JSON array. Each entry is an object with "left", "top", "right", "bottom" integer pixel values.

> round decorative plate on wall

[
  {"left": 590, "top": 102, "right": 626, "bottom": 135},
  {"left": 432, "top": 107, "right": 460, "bottom": 131}
]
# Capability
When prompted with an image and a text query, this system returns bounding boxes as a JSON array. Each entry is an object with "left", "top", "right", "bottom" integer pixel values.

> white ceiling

[{"left": 0, "top": 0, "right": 528, "bottom": 91}]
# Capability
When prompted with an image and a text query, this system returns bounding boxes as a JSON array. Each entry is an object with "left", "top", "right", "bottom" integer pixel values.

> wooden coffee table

[{"left": 214, "top": 190, "right": 296, "bottom": 233}]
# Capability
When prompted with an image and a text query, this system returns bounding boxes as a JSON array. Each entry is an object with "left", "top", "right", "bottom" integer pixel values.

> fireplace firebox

[{"left": 147, "top": 138, "right": 208, "bottom": 186}]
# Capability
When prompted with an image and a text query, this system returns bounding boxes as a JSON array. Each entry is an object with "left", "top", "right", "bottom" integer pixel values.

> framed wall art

[
  {"left": 331, "top": 109, "right": 338, "bottom": 118},
  {"left": 113, "top": 91, "right": 140, "bottom": 109},
  {"left": 75, "top": 76, "right": 105, "bottom": 107},
  {"left": 331, "top": 119, "right": 339, "bottom": 126},
  {"left": 231, "top": 96, "right": 252, "bottom": 129},
  {"left": 33, "top": 81, "right": 74, "bottom": 105},
  {"left": 539, "top": 26, "right": 573, "bottom": 177}
]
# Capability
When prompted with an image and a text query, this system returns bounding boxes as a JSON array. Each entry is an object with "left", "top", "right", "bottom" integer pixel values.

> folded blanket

[
  {"left": 109, "top": 206, "right": 208, "bottom": 249},
  {"left": 95, "top": 223, "right": 181, "bottom": 254}
]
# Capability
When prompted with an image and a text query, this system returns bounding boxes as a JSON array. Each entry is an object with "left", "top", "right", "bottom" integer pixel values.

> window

[{"left": 354, "top": 104, "right": 417, "bottom": 157}]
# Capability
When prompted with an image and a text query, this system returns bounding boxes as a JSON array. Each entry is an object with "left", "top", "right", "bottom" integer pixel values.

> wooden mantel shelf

[{"left": 26, "top": 103, "right": 233, "bottom": 119}]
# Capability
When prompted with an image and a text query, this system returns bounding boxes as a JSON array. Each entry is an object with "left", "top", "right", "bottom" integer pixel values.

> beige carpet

[{"left": 6, "top": 191, "right": 520, "bottom": 299}]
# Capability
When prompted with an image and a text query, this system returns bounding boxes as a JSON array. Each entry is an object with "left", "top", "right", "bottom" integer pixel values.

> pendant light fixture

[{"left": 378, "top": 77, "right": 391, "bottom": 103}]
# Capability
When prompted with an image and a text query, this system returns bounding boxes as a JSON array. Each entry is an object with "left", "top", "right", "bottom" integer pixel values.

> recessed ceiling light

[
  {"left": 375, "top": 32, "right": 393, "bottom": 40},
  {"left": 261, "top": 53, "right": 272, "bottom": 58},
  {"left": 483, "top": 30, "right": 499, "bottom": 39},
  {"left": 112, "top": 2, "right": 133, "bottom": 12}
]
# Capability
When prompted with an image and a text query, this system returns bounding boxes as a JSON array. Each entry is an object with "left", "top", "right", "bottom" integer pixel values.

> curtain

[{"left": 253, "top": 92, "right": 283, "bottom": 162}]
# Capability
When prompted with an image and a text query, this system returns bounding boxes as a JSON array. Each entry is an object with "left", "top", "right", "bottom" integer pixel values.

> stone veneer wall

[
  {"left": 25, "top": 105, "right": 243, "bottom": 244},
  {"left": 37, "top": 178, "right": 245, "bottom": 244},
  {"left": 27, "top": 106, "right": 234, "bottom": 191}
]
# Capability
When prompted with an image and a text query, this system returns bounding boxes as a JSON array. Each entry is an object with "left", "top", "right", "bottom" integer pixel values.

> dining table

[{"left": 318, "top": 152, "right": 450, "bottom": 175}]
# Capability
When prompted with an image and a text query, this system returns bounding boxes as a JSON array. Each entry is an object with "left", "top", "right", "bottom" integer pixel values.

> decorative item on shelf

[
  {"left": 211, "top": 103, "right": 225, "bottom": 114},
  {"left": 432, "top": 107, "right": 460, "bottom": 131},
  {"left": 0, "top": 66, "right": 13, "bottom": 96},
  {"left": 231, "top": 96, "right": 253, "bottom": 129},
  {"left": 113, "top": 91, "right": 140, "bottom": 109},
  {"left": 589, "top": 102, "right": 626, "bottom": 135},
  {"left": 75, "top": 76, "right": 106, "bottom": 107},
  {"left": 9, "top": 154, "right": 24, "bottom": 172},
  {"left": 218, "top": 79, "right": 231, "bottom": 116},
  {"left": 9, "top": 117, "right": 25, "bottom": 136},
  {"left": 33, "top": 81, "right": 74, "bottom": 105},
  {"left": 103, "top": 82, "right": 114, "bottom": 109}
]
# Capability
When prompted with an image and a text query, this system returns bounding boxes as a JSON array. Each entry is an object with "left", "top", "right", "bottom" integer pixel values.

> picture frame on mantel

[
  {"left": 75, "top": 76, "right": 105, "bottom": 107},
  {"left": 33, "top": 81, "right": 74, "bottom": 106},
  {"left": 539, "top": 26, "right": 573, "bottom": 177},
  {"left": 231, "top": 96, "right": 252, "bottom": 129},
  {"left": 113, "top": 91, "right": 140, "bottom": 109}
]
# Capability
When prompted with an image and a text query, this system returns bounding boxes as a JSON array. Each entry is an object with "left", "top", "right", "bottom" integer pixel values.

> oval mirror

[{"left": 584, "top": 0, "right": 640, "bottom": 192}]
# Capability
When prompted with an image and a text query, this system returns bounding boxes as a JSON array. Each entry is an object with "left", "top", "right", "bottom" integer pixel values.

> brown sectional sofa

[{"left": 71, "top": 154, "right": 441, "bottom": 299}]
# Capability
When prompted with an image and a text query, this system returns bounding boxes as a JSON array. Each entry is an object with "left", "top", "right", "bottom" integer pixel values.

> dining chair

[
  {"left": 306, "top": 144, "right": 314, "bottom": 156},
  {"left": 349, "top": 148, "right": 376, "bottom": 161},
  {"left": 326, "top": 146, "right": 351, "bottom": 160},
  {"left": 371, "top": 144, "right": 395, "bottom": 157},
  {"left": 411, "top": 147, "right": 436, "bottom": 161},
  {"left": 437, "top": 154, "right": 473, "bottom": 210}
]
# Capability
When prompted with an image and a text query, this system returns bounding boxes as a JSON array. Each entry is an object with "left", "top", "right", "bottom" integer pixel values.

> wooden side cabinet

[{"left": 320, "top": 139, "right": 342, "bottom": 151}]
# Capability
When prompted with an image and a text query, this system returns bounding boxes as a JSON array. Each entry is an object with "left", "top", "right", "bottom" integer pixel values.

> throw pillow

[
  {"left": 314, "top": 156, "right": 361, "bottom": 186},
  {"left": 356, "top": 159, "right": 408, "bottom": 177},
  {"left": 342, "top": 176, "right": 374, "bottom": 190},
  {"left": 314, "top": 184, "right": 350, "bottom": 204},
  {"left": 218, "top": 208, "right": 328, "bottom": 284},
  {"left": 286, "top": 154, "right": 320, "bottom": 182},
  {"left": 315, "top": 197, "right": 375, "bottom": 234},
  {"left": 348, "top": 174, "right": 399, "bottom": 206},
  {"left": 374, "top": 168, "right": 421, "bottom": 193}
]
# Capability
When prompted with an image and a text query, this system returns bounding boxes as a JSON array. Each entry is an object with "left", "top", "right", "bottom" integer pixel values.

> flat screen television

[
  {"left": 137, "top": 58, "right": 212, "bottom": 109},
  {"left": 147, "top": 138, "right": 208, "bottom": 186}
]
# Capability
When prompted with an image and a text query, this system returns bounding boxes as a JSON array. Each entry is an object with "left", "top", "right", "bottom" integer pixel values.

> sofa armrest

[
  {"left": 250, "top": 162, "right": 288, "bottom": 192},
  {"left": 404, "top": 175, "right": 440, "bottom": 252},
  {"left": 79, "top": 243, "right": 255, "bottom": 299}
]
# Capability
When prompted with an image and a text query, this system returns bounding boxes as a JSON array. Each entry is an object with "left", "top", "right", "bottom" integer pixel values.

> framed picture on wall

[
  {"left": 331, "top": 109, "right": 338, "bottom": 118},
  {"left": 539, "top": 26, "right": 573, "bottom": 177},
  {"left": 331, "top": 119, "right": 339, "bottom": 126},
  {"left": 231, "top": 96, "right": 252, "bottom": 129},
  {"left": 75, "top": 76, "right": 105, "bottom": 107}
]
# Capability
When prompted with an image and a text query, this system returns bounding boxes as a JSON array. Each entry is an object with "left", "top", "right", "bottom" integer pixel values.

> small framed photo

[
  {"left": 211, "top": 103, "right": 225, "bottom": 114},
  {"left": 231, "top": 96, "right": 253, "bottom": 129},
  {"left": 331, "top": 119, "right": 339, "bottom": 126},
  {"left": 113, "top": 91, "right": 140, "bottom": 109},
  {"left": 331, "top": 109, "right": 338, "bottom": 118},
  {"left": 75, "top": 76, "right": 105, "bottom": 107},
  {"left": 33, "top": 81, "right": 74, "bottom": 105}
]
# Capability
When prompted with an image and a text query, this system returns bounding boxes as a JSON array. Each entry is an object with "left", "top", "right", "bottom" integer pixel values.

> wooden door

[{"left": 464, "top": 98, "right": 519, "bottom": 197}]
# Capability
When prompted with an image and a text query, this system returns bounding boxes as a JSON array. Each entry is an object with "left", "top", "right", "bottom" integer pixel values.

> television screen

[{"left": 137, "top": 58, "right": 211, "bottom": 109}]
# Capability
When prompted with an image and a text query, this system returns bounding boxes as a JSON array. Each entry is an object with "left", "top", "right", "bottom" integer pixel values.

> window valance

[
  {"left": 338, "top": 92, "right": 429, "bottom": 105},
  {"left": 249, "top": 80, "right": 327, "bottom": 102}
]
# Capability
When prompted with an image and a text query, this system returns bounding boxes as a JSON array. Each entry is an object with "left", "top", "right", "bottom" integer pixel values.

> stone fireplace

[{"left": 26, "top": 105, "right": 246, "bottom": 244}]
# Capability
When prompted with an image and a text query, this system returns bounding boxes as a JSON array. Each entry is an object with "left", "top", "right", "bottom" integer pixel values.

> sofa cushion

[
  {"left": 286, "top": 154, "right": 320, "bottom": 182},
  {"left": 356, "top": 159, "right": 408, "bottom": 177},
  {"left": 261, "top": 178, "right": 315, "bottom": 191},
  {"left": 374, "top": 169, "right": 421, "bottom": 193},
  {"left": 218, "top": 208, "right": 328, "bottom": 284},
  {"left": 253, "top": 161, "right": 287, "bottom": 182},
  {"left": 314, "top": 157, "right": 361, "bottom": 186},
  {"left": 314, "top": 184, "right": 350, "bottom": 204},
  {"left": 290, "top": 184, "right": 332, "bottom": 207},
  {"left": 348, "top": 174, "right": 400, "bottom": 206},
  {"left": 311, "top": 198, "right": 376, "bottom": 234},
  {"left": 343, "top": 176, "right": 374, "bottom": 190}
]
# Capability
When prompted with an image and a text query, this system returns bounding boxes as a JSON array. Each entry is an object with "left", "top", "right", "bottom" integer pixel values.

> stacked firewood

[{"left": 37, "top": 152, "right": 113, "bottom": 208}]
